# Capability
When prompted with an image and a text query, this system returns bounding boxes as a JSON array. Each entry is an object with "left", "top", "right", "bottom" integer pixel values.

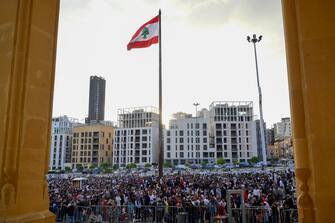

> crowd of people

[{"left": 48, "top": 169, "right": 297, "bottom": 223}]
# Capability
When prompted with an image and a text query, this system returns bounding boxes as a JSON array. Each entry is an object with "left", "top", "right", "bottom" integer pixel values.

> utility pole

[{"left": 247, "top": 34, "right": 267, "bottom": 166}]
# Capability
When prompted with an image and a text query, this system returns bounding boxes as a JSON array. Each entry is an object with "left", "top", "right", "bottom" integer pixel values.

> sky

[{"left": 53, "top": 0, "right": 290, "bottom": 127}]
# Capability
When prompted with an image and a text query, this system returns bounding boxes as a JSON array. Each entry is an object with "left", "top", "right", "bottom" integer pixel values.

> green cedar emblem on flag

[{"left": 141, "top": 27, "right": 149, "bottom": 39}]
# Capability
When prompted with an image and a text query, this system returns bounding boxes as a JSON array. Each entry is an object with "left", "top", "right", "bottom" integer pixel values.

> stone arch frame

[{"left": 1, "top": 0, "right": 335, "bottom": 222}]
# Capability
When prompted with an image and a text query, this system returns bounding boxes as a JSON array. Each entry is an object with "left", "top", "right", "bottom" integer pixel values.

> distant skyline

[{"left": 53, "top": 0, "right": 290, "bottom": 126}]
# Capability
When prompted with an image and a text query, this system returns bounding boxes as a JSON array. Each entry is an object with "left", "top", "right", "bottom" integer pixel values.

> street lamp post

[
  {"left": 193, "top": 102, "right": 200, "bottom": 164},
  {"left": 247, "top": 34, "right": 267, "bottom": 166}
]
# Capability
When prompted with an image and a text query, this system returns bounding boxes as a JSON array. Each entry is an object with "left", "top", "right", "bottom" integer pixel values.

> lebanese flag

[{"left": 127, "top": 15, "right": 159, "bottom": 51}]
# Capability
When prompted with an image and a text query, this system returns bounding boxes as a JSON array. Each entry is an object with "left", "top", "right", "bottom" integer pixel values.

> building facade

[
  {"left": 164, "top": 111, "right": 216, "bottom": 165},
  {"left": 271, "top": 137, "right": 293, "bottom": 160},
  {"left": 113, "top": 107, "right": 159, "bottom": 167},
  {"left": 71, "top": 122, "right": 114, "bottom": 169},
  {"left": 49, "top": 116, "right": 77, "bottom": 170},
  {"left": 164, "top": 101, "right": 258, "bottom": 165},
  {"left": 87, "top": 76, "right": 106, "bottom": 123},
  {"left": 274, "top": 117, "right": 292, "bottom": 140},
  {"left": 210, "top": 101, "right": 258, "bottom": 163}
]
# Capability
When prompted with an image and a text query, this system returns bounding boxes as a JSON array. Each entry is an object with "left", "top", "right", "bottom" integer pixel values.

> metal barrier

[
  {"left": 278, "top": 209, "right": 298, "bottom": 223},
  {"left": 50, "top": 204, "right": 297, "bottom": 223},
  {"left": 52, "top": 205, "right": 185, "bottom": 223}
]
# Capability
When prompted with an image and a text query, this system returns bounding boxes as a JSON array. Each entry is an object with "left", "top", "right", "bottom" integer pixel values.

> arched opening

[{"left": 1, "top": 1, "right": 334, "bottom": 222}]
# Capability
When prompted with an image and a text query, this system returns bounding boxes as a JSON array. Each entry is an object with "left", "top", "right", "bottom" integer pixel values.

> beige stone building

[
  {"left": 71, "top": 122, "right": 114, "bottom": 169},
  {"left": 270, "top": 137, "right": 293, "bottom": 160}
]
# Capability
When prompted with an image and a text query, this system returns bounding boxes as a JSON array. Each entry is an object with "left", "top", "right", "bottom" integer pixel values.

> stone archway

[{"left": 0, "top": 0, "right": 335, "bottom": 222}]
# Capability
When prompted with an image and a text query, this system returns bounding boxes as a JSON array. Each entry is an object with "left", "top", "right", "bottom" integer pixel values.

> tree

[
  {"left": 144, "top": 163, "right": 152, "bottom": 168},
  {"left": 64, "top": 166, "right": 72, "bottom": 173},
  {"left": 249, "top": 156, "right": 260, "bottom": 163},
  {"left": 100, "top": 163, "right": 110, "bottom": 170},
  {"left": 164, "top": 162, "right": 172, "bottom": 168},
  {"left": 217, "top": 158, "right": 226, "bottom": 165},
  {"left": 126, "top": 163, "right": 137, "bottom": 169},
  {"left": 201, "top": 160, "right": 208, "bottom": 166},
  {"left": 113, "top": 164, "right": 119, "bottom": 170},
  {"left": 89, "top": 164, "right": 97, "bottom": 169},
  {"left": 77, "top": 164, "right": 83, "bottom": 172}
]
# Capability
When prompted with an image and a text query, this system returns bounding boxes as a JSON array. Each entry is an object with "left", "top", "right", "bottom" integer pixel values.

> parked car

[
  {"left": 175, "top": 164, "right": 188, "bottom": 170},
  {"left": 239, "top": 162, "right": 251, "bottom": 168},
  {"left": 222, "top": 163, "right": 235, "bottom": 169}
]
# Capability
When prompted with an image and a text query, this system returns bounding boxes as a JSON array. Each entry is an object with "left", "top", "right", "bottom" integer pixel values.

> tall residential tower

[{"left": 87, "top": 76, "right": 106, "bottom": 124}]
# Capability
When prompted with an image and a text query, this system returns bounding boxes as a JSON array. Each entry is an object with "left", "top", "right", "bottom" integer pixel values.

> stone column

[
  {"left": 282, "top": 0, "right": 335, "bottom": 222},
  {"left": 0, "top": 0, "right": 59, "bottom": 222}
]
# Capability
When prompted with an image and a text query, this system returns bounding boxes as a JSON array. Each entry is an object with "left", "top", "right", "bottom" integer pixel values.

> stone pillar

[
  {"left": 0, "top": 0, "right": 59, "bottom": 222},
  {"left": 282, "top": 0, "right": 335, "bottom": 222}
]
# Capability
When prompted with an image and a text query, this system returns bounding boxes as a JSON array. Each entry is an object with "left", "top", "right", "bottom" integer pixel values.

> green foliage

[
  {"left": 216, "top": 158, "right": 226, "bottom": 165},
  {"left": 89, "top": 164, "right": 97, "bottom": 169},
  {"left": 113, "top": 164, "right": 119, "bottom": 170},
  {"left": 64, "top": 166, "right": 72, "bottom": 172},
  {"left": 201, "top": 160, "right": 208, "bottom": 166},
  {"left": 103, "top": 168, "right": 113, "bottom": 173},
  {"left": 164, "top": 162, "right": 172, "bottom": 168},
  {"left": 233, "top": 160, "right": 240, "bottom": 165},
  {"left": 100, "top": 163, "right": 110, "bottom": 170},
  {"left": 76, "top": 164, "right": 83, "bottom": 172},
  {"left": 144, "top": 163, "right": 152, "bottom": 168},
  {"left": 126, "top": 163, "right": 137, "bottom": 169},
  {"left": 249, "top": 156, "right": 260, "bottom": 163}
]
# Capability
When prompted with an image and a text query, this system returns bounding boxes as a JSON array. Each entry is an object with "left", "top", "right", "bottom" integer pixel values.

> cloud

[
  {"left": 60, "top": 0, "right": 93, "bottom": 13},
  {"left": 167, "top": 0, "right": 282, "bottom": 29}
]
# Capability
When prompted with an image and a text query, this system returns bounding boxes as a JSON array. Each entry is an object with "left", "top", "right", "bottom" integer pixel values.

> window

[
  {"left": 167, "top": 138, "right": 170, "bottom": 143},
  {"left": 203, "top": 123, "right": 207, "bottom": 129},
  {"left": 167, "top": 152, "right": 171, "bottom": 158},
  {"left": 179, "top": 138, "right": 184, "bottom": 143},
  {"left": 180, "top": 145, "right": 184, "bottom": 150},
  {"left": 179, "top": 130, "right": 183, "bottom": 136},
  {"left": 167, "top": 145, "right": 170, "bottom": 151},
  {"left": 167, "top": 130, "right": 170, "bottom": 136},
  {"left": 180, "top": 152, "right": 184, "bottom": 158}
]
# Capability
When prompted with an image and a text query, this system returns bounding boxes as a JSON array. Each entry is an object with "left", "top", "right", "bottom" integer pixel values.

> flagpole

[{"left": 158, "top": 9, "right": 164, "bottom": 177}]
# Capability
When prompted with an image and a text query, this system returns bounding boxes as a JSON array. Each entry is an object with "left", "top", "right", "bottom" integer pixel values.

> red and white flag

[{"left": 127, "top": 15, "right": 159, "bottom": 51}]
